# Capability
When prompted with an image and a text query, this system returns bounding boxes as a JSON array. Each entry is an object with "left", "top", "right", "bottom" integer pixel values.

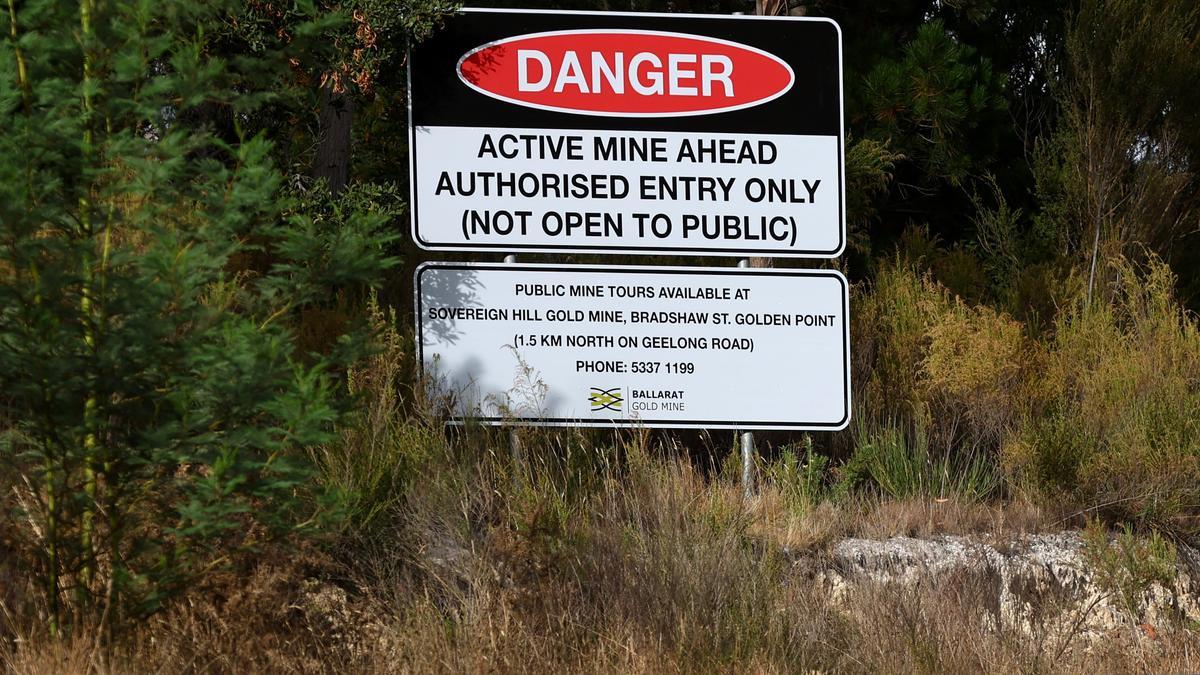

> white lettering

[{"left": 517, "top": 50, "right": 736, "bottom": 99}]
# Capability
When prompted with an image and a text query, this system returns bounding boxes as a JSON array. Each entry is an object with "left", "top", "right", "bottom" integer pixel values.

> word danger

[{"left": 516, "top": 49, "right": 734, "bottom": 97}]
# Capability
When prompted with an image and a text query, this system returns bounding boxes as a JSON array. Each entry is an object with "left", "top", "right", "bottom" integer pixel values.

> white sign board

[
  {"left": 407, "top": 9, "right": 845, "bottom": 257},
  {"left": 417, "top": 262, "right": 850, "bottom": 430}
]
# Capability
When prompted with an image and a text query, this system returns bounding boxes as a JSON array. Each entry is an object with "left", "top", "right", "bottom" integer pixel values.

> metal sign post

[{"left": 737, "top": 258, "right": 755, "bottom": 498}]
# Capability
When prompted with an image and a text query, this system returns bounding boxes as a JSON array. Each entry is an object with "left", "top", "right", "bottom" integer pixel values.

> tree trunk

[{"left": 313, "top": 85, "right": 355, "bottom": 195}]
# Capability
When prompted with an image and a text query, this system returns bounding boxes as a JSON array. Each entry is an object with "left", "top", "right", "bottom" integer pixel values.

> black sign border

[
  {"left": 406, "top": 8, "right": 846, "bottom": 259},
  {"left": 415, "top": 261, "right": 851, "bottom": 430}
]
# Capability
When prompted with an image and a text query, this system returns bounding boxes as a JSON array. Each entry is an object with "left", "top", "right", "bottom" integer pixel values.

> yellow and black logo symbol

[{"left": 589, "top": 387, "right": 623, "bottom": 412}]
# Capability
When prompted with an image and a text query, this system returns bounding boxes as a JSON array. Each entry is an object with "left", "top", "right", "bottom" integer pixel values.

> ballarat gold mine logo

[
  {"left": 456, "top": 30, "right": 795, "bottom": 117},
  {"left": 589, "top": 387, "right": 624, "bottom": 411}
]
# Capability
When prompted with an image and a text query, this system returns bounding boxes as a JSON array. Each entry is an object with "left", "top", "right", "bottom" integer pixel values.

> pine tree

[{"left": 0, "top": 0, "right": 395, "bottom": 635}]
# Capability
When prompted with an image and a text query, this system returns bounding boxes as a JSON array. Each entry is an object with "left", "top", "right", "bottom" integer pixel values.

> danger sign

[{"left": 408, "top": 9, "right": 845, "bottom": 258}]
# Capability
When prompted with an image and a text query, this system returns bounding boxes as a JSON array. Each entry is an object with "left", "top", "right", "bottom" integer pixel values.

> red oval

[{"left": 457, "top": 30, "right": 795, "bottom": 117}]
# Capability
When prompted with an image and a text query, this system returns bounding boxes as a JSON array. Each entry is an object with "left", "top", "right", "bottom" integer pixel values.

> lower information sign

[{"left": 416, "top": 262, "right": 850, "bottom": 430}]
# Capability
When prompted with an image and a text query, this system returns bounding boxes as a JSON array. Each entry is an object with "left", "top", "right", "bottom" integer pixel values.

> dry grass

[
  {"left": 848, "top": 495, "right": 1060, "bottom": 540},
  {"left": 5, "top": 444, "right": 1197, "bottom": 674}
]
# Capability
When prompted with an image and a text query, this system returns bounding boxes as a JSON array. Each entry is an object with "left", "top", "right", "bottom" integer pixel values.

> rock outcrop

[{"left": 797, "top": 532, "right": 1200, "bottom": 645}]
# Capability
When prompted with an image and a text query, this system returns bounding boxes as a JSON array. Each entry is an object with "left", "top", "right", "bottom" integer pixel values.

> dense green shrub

[
  {"left": 922, "top": 296, "right": 1035, "bottom": 451},
  {"left": 1005, "top": 257, "right": 1200, "bottom": 532},
  {"left": 852, "top": 258, "right": 949, "bottom": 428}
]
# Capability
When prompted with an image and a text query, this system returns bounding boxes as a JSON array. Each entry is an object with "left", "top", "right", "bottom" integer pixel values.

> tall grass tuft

[{"left": 854, "top": 415, "right": 999, "bottom": 502}]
